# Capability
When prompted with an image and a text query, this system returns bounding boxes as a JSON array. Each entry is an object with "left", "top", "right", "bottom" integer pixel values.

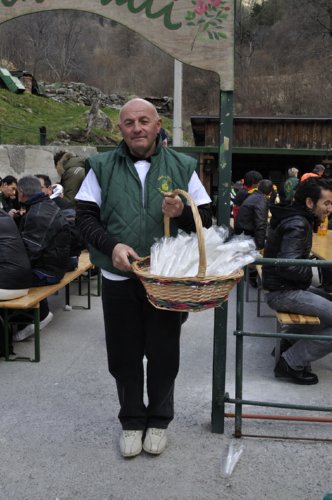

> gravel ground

[{"left": 1, "top": 282, "right": 332, "bottom": 500}]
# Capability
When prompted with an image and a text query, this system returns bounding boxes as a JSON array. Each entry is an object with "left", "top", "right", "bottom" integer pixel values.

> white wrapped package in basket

[{"left": 150, "top": 226, "right": 260, "bottom": 277}]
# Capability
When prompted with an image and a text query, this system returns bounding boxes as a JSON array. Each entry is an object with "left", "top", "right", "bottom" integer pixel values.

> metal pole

[
  {"left": 173, "top": 60, "right": 183, "bottom": 146},
  {"left": 211, "top": 90, "right": 234, "bottom": 433}
]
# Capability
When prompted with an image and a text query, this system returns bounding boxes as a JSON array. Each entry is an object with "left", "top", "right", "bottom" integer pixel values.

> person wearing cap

[
  {"left": 300, "top": 164, "right": 325, "bottom": 182},
  {"left": 76, "top": 98, "right": 212, "bottom": 458}
]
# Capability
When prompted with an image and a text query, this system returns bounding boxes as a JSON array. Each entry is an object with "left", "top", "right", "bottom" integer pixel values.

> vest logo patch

[{"left": 157, "top": 176, "right": 173, "bottom": 193}]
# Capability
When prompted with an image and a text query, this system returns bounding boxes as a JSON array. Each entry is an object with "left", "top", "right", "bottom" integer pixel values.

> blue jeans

[{"left": 266, "top": 286, "right": 332, "bottom": 369}]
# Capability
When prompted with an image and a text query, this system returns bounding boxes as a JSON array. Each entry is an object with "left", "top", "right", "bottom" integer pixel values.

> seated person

[
  {"left": 262, "top": 178, "right": 332, "bottom": 385},
  {"left": 0, "top": 209, "right": 32, "bottom": 300},
  {"left": 12, "top": 175, "right": 71, "bottom": 342},
  {"left": 235, "top": 179, "right": 273, "bottom": 287},
  {"left": 0, "top": 175, "right": 19, "bottom": 215},
  {"left": 36, "top": 175, "right": 83, "bottom": 271},
  {"left": 0, "top": 209, "right": 32, "bottom": 356}
]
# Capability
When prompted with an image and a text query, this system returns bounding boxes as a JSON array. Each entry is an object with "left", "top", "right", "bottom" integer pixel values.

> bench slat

[{"left": 276, "top": 311, "right": 320, "bottom": 325}]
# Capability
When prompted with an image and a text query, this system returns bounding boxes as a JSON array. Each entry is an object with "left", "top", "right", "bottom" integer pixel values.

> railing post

[{"left": 39, "top": 126, "right": 46, "bottom": 145}]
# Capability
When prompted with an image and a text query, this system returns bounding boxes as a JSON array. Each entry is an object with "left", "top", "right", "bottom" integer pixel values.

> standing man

[
  {"left": 262, "top": 178, "right": 332, "bottom": 385},
  {"left": 76, "top": 98, "right": 212, "bottom": 458},
  {"left": 283, "top": 167, "right": 299, "bottom": 204}
]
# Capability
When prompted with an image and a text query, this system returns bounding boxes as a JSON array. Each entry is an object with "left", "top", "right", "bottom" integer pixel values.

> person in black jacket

[
  {"left": 0, "top": 210, "right": 33, "bottom": 356},
  {"left": 0, "top": 209, "right": 32, "bottom": 299},
  {"left": 262, "top": 178, "right": 332, "bottom": 385},
  {"left": 12, "top": 175, "right": 71, "bottom": 342},
  {"left": 235, "top": 179, "right": 273, "bottom": 251},
  {"left": 36, "top": 174, "right": 83, "bottom": 270},
  {"left": 232, "top": 170, "right": 262, "bottom": 221}
]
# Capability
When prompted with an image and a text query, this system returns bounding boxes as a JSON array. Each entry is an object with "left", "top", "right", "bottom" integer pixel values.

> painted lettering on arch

[{"left": 100, "top": 0, "right": 181, "bottom": 30}]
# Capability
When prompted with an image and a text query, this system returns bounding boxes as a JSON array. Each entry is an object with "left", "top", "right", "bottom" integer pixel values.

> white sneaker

[
  {"left": 13, "top": 312, "right": 54, "bottom": 342},
  {"left": 119, "top": 430, "right": 143, "bottom": 457},
  {"left": 143, "top": 428, "right": 167, "bottom": 455}
]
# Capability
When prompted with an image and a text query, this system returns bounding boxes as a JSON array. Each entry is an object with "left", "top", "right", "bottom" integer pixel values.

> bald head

[
  {"left": 119, "top": 98, "right": 159, "bottom": 121},
  {"left": 118, "top": 98, "right": 161, "bottom": 159}
]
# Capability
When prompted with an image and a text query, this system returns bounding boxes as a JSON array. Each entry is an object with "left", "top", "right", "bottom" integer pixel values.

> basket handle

[{"left": 163, "top": 189, "right": 206, "bottom": 278}]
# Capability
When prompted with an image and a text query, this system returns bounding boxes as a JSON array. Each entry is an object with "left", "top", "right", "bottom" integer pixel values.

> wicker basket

[{"left": 132, "top": 189, "right": 243, "bottom": 312}]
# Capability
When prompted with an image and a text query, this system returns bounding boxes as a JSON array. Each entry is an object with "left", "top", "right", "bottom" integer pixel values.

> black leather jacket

[
  {"left": 262, "top": 204, "right": 315, "bottom": 291},
  {"left": 20, "top": 194, "right": 71, "bottom": 280},
  {"left": 0, "top": 209, "right": 32, "bottom": 289}
]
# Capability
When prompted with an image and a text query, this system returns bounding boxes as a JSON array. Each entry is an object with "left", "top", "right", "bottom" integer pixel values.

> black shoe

[{"left": 274, "top": 357, "right": 319, "bottom": 385}]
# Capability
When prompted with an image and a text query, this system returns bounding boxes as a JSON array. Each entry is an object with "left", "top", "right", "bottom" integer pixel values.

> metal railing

[{"left": 226, "top": 257, "right": 332, "bottom": 441}]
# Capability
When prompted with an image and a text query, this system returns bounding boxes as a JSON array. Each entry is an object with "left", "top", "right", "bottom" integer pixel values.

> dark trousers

[{"left": 102, "top": 277, "right": 182, "bottom": 430}]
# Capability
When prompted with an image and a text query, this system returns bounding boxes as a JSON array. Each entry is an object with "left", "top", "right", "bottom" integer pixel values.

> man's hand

[
  {"left": 112, "top": 243, "right": 141, "bottom": 272},
  {"left": 162, "top": 193, "right": 184, "bottom": 218},
  {"left": 7, "top": 208, "right": 18, "bottom": 218}
]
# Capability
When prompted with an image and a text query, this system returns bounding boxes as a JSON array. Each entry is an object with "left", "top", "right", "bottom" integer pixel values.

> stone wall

[
  {"left": 0, "top": 145, "right": 98, "bottom": 183},
  {"left": 42, "top": 82, "right": 173, "bottom": 115}
]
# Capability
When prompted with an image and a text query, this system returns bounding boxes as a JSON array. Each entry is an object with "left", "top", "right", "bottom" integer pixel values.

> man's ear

[{"left": 305, "top": 197, "right": 314, "bottom": 210}]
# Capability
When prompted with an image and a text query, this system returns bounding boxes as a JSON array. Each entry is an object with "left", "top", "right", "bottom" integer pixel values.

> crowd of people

[{"left": 1, "top": 97, "right": 332, "bottom": 458}]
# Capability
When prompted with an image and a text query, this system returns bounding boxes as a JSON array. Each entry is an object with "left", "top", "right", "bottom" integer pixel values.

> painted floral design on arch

[{"left": 185, "top": 0, "right": 231, "bottom": 50}]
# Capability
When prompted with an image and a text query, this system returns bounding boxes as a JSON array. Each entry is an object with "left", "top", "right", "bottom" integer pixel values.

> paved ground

[{"left": 1, "top": 278, "right": 332, "bottom": 500}]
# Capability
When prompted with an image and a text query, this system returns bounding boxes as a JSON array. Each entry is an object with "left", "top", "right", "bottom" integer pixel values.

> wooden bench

[
  {"left": 274, "top": 311, "right": 320, "bottom": 364},
  {"left": 0, "top": 251, "right": 93, "bottom": 362}
]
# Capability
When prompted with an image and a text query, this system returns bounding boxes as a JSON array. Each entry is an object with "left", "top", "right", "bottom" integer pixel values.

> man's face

[
  {"left": 118, "top": 99, "right": 161, "bottom": 159},
  {"left": 308, "top": 189, "right": 332, "bottom": 222},
  {"left": 2, "top": 182, "right": 17, "bottom": 199},
  {"left": 38, "top": 178, "right": 52, "bottom": 196}
]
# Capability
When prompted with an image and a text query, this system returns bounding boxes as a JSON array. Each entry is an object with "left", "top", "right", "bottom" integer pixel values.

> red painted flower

[
  {"left": 208, "top": 0, "right": 221, "bottom": 6},
  {"left": 194, "top": 1, "right": 208, "bottom": 15},
  {"left": 224, "top": 6, "right": 230, "bottom": 10}
]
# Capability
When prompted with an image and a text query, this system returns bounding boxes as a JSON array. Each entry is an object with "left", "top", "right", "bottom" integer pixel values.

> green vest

[{"left": 89, "top": 140, "right": 197, "bottom": 277}]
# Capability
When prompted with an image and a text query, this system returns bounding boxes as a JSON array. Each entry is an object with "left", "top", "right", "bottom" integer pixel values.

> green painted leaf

[{"left": 185, "top": 11, "right": 195, "bottom": 21}]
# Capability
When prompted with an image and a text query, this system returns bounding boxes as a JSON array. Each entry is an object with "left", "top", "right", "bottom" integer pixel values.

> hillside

[{"left": 0, "top": 88, "right": 173, "bottom": 146}]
